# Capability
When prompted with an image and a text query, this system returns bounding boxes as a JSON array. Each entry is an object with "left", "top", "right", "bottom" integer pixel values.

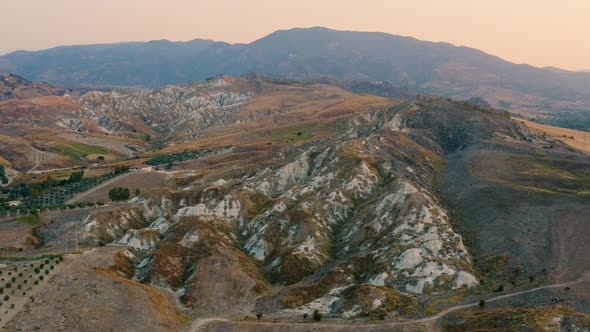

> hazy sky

[{"left": 3, "top": 0, "right": 590, "bottom": 71}]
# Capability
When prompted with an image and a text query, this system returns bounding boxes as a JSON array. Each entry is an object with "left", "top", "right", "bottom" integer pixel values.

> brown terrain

[
  {"left": 0, "top": 72, "right": 64, "bottom": 101},
  {"left": 4, "top": 247, "right": 184, "bottom": 332},
  {"left": 519, "top": 118, "right": 590, "bottom": 153},
  {"left": 0, "top": 75, "right": 589, "bottom": 331}
]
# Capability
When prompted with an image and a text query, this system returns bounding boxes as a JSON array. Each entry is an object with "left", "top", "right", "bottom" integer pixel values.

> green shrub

[
  {"left": 313, "top": 309, "right": 322, "bottom": 322},
  {"left": 108, "top": 187, "right": 130, "bottom": 201}
]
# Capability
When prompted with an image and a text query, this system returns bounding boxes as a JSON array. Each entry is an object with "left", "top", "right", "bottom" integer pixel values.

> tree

[
  {"left": 97, "top": 156, "right": 105, "bottom": 162},
  {"left": 135, "top": 189, "right": 140, "bottom": 197},
  {"left": 479, "top": 299, "right": 486, "bottom": 309},
  {"left": 256, "top": 312, "right": 263, "bottom": 320},
  {"left": 0, "top": 164, "right": 7, "bottom": 185},
  {"left": 109, "top": 187, "right": 130, "bottom": 201},
  {"left": 68, "top": 171, "right": 85, "bottom": 183},
  {"left": 313, "top": 309, "right": 322, "bottom": 322},
  {"left": 113, "top": 166, "right": 129, "bottom": 175}
]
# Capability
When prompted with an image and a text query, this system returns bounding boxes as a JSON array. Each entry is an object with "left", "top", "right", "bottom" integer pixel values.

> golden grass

[
  {"left": 95, "top": 268, "right": 187, "bottom": 326},
  {"left": 519, "top": 119, "right": 590, "bottom": 153}
]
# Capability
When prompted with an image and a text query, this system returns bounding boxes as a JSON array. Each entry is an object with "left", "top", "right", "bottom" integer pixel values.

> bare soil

[{"left": 4, "top": 247, "right": 183, "bottom": 332}]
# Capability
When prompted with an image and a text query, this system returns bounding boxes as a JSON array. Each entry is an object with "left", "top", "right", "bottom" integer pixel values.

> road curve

[{"left": 185, "top": 273, "right": 589, "bottom": 331}]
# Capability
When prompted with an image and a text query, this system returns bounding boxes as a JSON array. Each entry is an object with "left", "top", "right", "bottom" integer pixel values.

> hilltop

[{"left": 0, "top": 72, "right": 64, "bottom": 101}]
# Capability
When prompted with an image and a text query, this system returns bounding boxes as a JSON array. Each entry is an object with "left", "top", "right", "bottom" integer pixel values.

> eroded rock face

[
  {"left": 86, "top": 98, "right": 545, "bottom": 319},
  {"left": 80, "top": 207, "right": 147, "bottom": 245},
  {"left": 132, "top": 106, "right": 478, "bottom": 317},
  {"left": 75, "top": 77, "right": 259, "bottom": 138}
]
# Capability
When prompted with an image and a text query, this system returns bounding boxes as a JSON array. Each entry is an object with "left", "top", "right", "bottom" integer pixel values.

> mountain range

[
  {"left": 1, "top": 27, "right": 590, "bottom": 331},
  {"left": 1, "top": 27, "right": 590, "bottom": 129}
]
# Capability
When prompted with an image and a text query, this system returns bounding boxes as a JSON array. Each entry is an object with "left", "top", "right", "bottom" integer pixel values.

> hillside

[
  {"left": 519, "top": 119, "right": 590, "bottom": 153},
  {"left": 1, "top": 77, "right": 588, "bottom": 331},
  {"left": 2, "top": 27, "right": 590, "bottom": 128},
  {"left": 0, "top": 72, "right": 64, "bottom": 101},
  {"left": 0, "top": 74, "right": 400, "bottom": 171}
]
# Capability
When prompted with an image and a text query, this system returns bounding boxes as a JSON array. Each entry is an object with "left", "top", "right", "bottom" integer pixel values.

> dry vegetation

[{"left": 519, "top": 119, "right": 590, "bottom": 153}]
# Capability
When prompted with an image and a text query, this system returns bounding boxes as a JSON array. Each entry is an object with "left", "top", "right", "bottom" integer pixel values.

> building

[
  {"left": 129, "top": 164, "right": 153, "bottom": 172},
  {"left": 8, "top": 200, "right": 21, "bottom": 207}
]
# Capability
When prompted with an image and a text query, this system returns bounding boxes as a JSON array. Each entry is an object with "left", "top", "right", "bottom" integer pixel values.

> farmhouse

[{"left": 129, "top": 164, "right": 153, "bottom": 172}]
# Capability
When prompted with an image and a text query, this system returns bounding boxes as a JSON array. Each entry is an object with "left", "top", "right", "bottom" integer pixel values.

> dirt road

[
  {"left": 66, "top": 172, "right": 133, "bottom": 204},
  {"left": 186, "top": 273, "right": 590, "bottom": 331}
]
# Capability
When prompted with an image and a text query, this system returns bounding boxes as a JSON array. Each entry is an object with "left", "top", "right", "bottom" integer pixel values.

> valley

[{"left": 0, "top": 74, "right": 589, "bottom": 331}]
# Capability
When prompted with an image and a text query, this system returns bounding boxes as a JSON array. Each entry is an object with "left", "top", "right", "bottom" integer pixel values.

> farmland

[
  {"left": 0, "top": 255, "right": 64, "bottom": 330},
  {"left": 145, "top": 146, "right": 232, "bottom": 166},
  {"left": 48, "top": 143, "right": 109, "bottom": 160},
  {"left": 0, "top": 168, "right": 129, "bottom": 215}
]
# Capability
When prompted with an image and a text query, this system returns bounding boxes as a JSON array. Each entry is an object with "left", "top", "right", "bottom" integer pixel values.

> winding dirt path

[
  {"left": 24, "top": 143, "right": 41, "bottom": 173},
  {"left": 185, "top": 274, "right": 589, "bottom": 331}
]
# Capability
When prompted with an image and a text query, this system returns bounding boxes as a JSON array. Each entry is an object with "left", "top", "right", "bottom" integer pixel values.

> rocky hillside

[
  {"left": 60, "top": 83, "right": 582, "bottom": 319},
  {"left": 75, "top": 76, "right": 262, "bottom": 139},
  {"left": 1, "top": 77, "right": 589, "bottom": 330},
  {"left": 0, "top": 72, "right": 64, "bottom": 101},
  {"left": 0, "top": 75, "right": 264, "bottom": 171}
]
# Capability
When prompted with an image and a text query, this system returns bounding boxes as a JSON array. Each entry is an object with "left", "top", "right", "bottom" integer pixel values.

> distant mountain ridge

[{"left": 1, "top": 27, "right": 590, "bottom": 119}]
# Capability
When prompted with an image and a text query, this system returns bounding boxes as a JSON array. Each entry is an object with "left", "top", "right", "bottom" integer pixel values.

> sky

[{"left": 2, "top": 0, "right": 590, "bottom": 71}]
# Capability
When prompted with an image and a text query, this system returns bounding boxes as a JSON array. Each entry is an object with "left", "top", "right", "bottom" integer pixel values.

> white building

[{"left": 129, "top": 164, "right": 153, "bottom": 172}]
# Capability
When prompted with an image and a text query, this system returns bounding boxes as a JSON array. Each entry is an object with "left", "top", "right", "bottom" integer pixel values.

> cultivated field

[
  {"left": 0, "top": 255, "right": 65, "bottom": 329},
  {"left": 68, "top": 171, "right": 174, "bottom": 204}
]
